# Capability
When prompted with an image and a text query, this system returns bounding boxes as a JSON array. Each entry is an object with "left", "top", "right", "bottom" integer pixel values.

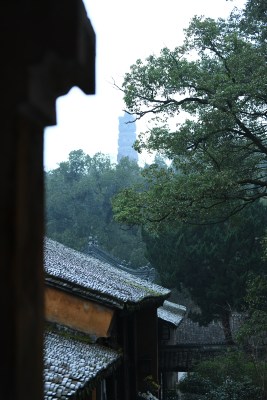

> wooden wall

[{"left": 45, "top": 286, "right": 114, "bottom": 337}]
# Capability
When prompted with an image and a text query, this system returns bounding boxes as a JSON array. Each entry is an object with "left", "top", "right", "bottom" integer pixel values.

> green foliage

[
  {"left": 178, "top": 373, "right": 214, "bottom": 396},
  {"left": 194, "top": 351, "right": 261, "bottom": 387},
  {"left": 205, "top": 378, "right": 262, "bottom": 400},
  {"left": 242, "top": 0, "right": 267, "bottom": 43},
  {"left": 113, "top": 0, "right": 267, "bottom": 227},
  {"left": 112, "top": 0, "right": 267, "bottom": 345},
  {"left": 236, "top": 274, "right": 267, "bottom": 398},
  {"left": 237, "top": 274, "right": 267, "bottom": 345},
  {"left": 178, "top": 351, "right": 263, "bottom": 400},
  {"left": 45, "top": 150, "right": 147, "bottom": 266},
  {"left": 142, "top": 201, "right": 267, "bottom": 342}
]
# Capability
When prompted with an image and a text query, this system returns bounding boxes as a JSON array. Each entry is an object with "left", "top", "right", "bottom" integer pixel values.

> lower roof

[
  {"left": 176, "top": 313, "right": 244, "bottom": 345},
  {"left": 44, "top": 329, "right": 121, "bottom": 400},
  {"left": 158, "top": 301, "right": 186, "bottom": 327}
]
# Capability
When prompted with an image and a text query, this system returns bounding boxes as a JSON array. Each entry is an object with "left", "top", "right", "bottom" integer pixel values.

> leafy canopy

[
  {"left": 113, "top": 0, "right": 267, "bottom": 226},
  {"left": 178, "top": 351, "right": 263, "bottom": 400},
  {"left": 45, "top": 150, "right": 147, "bottom": 266},
  {"left": 143, "top": 201, "right": 267, "bottom": 343}
]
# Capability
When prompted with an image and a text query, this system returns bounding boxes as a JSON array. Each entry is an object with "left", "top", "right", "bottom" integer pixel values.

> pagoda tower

[{"left": 117, "top": 112, "right": 138, "bottom": 163}]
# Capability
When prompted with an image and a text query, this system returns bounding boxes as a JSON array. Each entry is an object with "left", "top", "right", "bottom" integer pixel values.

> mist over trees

[
  {"left": 45, "top": 149, "right": 267, "bottom": 345},
  {"left": 45, "top": 149, "right": 147, "bottom": 266},
  {"left": 143, "top": 201, "right": 267, "bottom": 343}
]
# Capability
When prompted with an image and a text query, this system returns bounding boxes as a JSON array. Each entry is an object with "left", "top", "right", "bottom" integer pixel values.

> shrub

[
  {"left": 194, "top": 350, "right": 260, "bottom": 386},
  {"left": 178, "top": 373, "right": 214, "bottom": 396},
  {"left": 205, "top": 377, "right": 262, "bottom": 400},
  {"left": 177, "top": 351, "right": 264, "bottom": 400}
]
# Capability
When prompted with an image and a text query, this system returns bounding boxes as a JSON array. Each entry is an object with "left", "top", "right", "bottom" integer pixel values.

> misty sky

[{"left": 44, "top": 0, "right": 246, "bottom": 171}]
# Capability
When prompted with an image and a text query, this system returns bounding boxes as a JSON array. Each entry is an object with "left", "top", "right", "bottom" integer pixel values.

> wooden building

[
  {"left": 44, "top": 238, "right": 171, "bottom": 399},
  {"left": 158, "top": 301, "right": 186, "bottom": 398}
]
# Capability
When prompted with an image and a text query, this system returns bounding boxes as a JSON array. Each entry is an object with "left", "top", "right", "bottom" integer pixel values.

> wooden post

[
  {"left": 0, "top": 1, "right": 95, "bottom": 398},
  {"left": 1, "top": 115, "right": 45, "bottom": 399}
]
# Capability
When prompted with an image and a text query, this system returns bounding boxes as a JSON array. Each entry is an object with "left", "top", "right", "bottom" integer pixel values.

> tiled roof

[
  {"left": 157, "top": 301, "right": 186, "bottom": 327},
  {"left": 176, "top": 313, "right": 244, "bottom": 345},
  {"left": 87, "top": 243, "right": 156, "bottom": 282},
  {"left": 44, "top": 330, "right": 121, "bottom": 400},
  {"left": 44, "top": 238, "right": 170, "bottom": 309}
]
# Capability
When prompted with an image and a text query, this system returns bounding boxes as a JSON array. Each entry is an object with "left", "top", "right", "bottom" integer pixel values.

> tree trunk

[{"left": 221, "top": 312, "right": 235, "bottom": 345}]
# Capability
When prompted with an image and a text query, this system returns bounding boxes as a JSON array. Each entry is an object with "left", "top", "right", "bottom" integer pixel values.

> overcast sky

[{"left": 44, "top": 0, "right": 246, "bottom": 171}]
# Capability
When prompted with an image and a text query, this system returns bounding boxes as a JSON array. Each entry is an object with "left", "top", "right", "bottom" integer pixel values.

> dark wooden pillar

[
  {"left": 0, "top": 1, "right": 95, "bottom": 399},
  {"left": 136, "top": 307, "right": 159, "bottom": 395},
  {"left": 1, "top": 115, "right": 45, "bottom": 399}
]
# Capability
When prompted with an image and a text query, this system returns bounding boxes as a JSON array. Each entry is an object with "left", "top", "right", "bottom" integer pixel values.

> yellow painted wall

[{"left": 45, "top": 286, "right": 114, "bottom": 337}]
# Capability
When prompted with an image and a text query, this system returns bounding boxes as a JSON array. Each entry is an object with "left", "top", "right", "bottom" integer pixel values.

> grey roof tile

[
  {"left": 157, "top": 301, "right": 186, "bottom": 327},
  {"left": 176, "top": 313, "right": 244, "bottom": 345},
  {"left": 44, "top": 238, "right": 170, "bottom": 308},
  {"left": 44, "top": 330, "right": 121, "bottom": 399}
]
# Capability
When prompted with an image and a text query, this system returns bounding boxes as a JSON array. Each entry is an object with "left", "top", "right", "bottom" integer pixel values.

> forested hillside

[{"left": 45, "top": 149, "right": 147, "bottom": 267}]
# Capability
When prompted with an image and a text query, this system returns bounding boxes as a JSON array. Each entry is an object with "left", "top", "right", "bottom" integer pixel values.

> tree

[
  {"left": 178, "top": 352, "right": 263, "bottom": 400},
  {"left": 242, "top": 0, "right": 267, "bottom": 44},
  {"left": 113, "top": 0, "right": 267, "bottom": 227},
  {"left": 236, "top": 274, "right": 267, "bottom": 398},
  {"left": 142, "top": 201, "right": 267, "bottom": 343},
  {"left": 238, "top": 274, "right": 267, "bottom": 344},
  {"left": 45, "top": 150, "right": 147, "bottom": 266}
]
